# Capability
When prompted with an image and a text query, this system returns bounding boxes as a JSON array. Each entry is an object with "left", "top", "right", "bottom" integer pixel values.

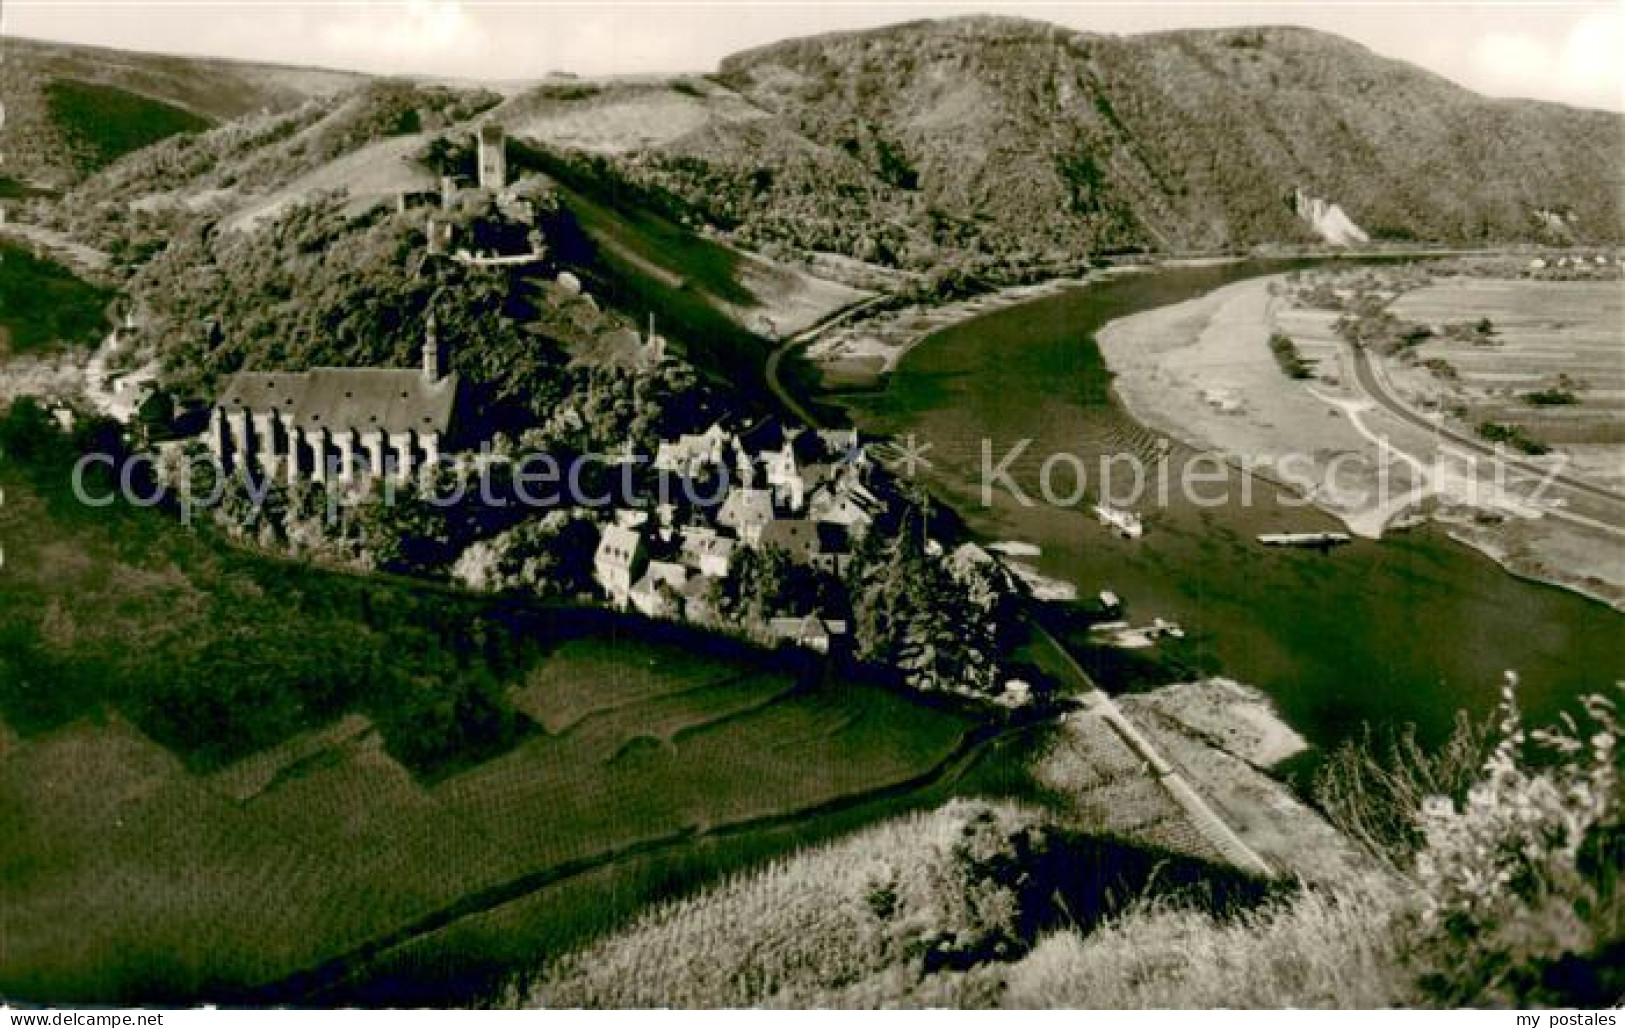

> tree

[
  {"left": 723, "top": 545, "right": 805, "bottom": 623},
  {"left": 354, "top": 481, "right": 452, "bottom": 573},
  {"left": 134, "top": 387, "right": 177, "bottom": 445}
]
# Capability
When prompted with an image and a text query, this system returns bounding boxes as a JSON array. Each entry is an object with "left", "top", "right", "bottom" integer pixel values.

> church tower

[{"left": 422, "top": 312, "right": 442, "bottom": 382}]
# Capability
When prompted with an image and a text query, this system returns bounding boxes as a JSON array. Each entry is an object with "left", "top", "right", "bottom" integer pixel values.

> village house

[
  {"left": 679, "top": 574, "right": 722, "bottom": 624},
  {"left": 717, "top": 487, "right": 776, "bottom": 545},
  {"left": 765, "top": 614, "right": 849, "bottom": 655},
  {"left": 763, "top": 432, "right": 823, "bottom": 510},
  {"left": 678, "top": 527, "right": 736, "bottom": 578},
  {"left": 208, "top": 317, "right": 458, "bottom": 485},
  {"left": 807, "top": 472, "right": 881, "bottom": 535},
  {"left": 758, "top": 518, "right": 852, "bottom": 575},
  {"left": 654, "top": 422, "right": 733, "bottom": 478},
  {"left": 576, "top": 411, "right": 880, "bottom": 649},
  {"left": 594, "top": 523, "right": 648, "bottom": 607},
  {"left": 629, "top": 559, "right": 690, "bottom": 618}
]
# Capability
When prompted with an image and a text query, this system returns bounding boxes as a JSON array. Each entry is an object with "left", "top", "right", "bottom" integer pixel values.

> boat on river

[
  {"left": 1089, "top": 616, "right": 1184, "bottom": 649},
  {"left": 1257, "top": 531, "right": 1351, "bottom": 549},
  {"left": 1093, "top": 504, "right": 1144, "bottom": 538}
]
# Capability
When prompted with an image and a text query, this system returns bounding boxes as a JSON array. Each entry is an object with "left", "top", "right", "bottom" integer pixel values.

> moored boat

[
  {"left": 1257, "top": 531, "right": 1352, "bottom": 548},
  {"left": 1093, "top": 504, "right": 1144, "bottom": 538}
]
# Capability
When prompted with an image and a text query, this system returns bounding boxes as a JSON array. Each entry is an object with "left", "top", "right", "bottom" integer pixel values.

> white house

[
  {"left": 679, "top": 528, "right": 737, "bottom": 578},
  {"left": 594, "top": 524, "right": 647, "bottom": 607}
]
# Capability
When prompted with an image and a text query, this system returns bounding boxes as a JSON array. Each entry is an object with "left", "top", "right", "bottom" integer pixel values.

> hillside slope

[
  {"left": 0, "top": 36, "right": 362, "bottom": 187},
  {"left": 504, "top": 17, "right": 1622, "bottom": 265}
]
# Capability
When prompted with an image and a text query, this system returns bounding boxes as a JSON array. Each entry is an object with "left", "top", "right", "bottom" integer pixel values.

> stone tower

[{"left": 477, "top": 122, "right": 506, "bottom": 192}]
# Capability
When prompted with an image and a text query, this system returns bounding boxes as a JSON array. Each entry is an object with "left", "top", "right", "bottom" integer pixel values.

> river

[{"left": 834, "top": 260, "right": 1625, "bottom": 750}]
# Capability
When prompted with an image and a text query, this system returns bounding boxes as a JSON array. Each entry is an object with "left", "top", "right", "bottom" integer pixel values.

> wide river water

[{"left": 837, "top": 260, "right": 1624, "bottom": 750}]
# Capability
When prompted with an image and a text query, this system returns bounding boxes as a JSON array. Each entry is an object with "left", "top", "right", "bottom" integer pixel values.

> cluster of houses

[
  {"left": 1526, "top": 253, "right": 1620, "bottom": 272},
  {"left": 593, "top": 418, "right": 885, "bottom": 652}
]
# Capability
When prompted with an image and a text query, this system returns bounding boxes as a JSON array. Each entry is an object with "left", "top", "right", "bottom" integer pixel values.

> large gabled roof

[{"left": 217, "top": 367, "right": 459, "bottom": 435}]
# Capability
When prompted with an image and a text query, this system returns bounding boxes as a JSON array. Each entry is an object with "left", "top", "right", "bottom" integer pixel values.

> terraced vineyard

[{"left": 0, "top": 457, "right": 974, "bottom": 1004}]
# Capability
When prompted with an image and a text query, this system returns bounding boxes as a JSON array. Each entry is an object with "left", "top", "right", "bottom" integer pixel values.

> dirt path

[{"left": 1029, "top": 629, "right": 1277, "bottom": 879}]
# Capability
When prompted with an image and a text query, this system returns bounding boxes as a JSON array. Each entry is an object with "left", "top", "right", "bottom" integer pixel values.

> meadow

[
  {"left": 44, "top": 79, "right": 211, "bottom": 173},
  {"left": 0, "top": 411, "right": 975, "bottom": 1003}
]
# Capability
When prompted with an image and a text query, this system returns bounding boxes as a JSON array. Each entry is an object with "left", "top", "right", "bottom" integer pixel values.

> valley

[{"left": 0, "top": 12, "right": 1620, "bottom": 1011}]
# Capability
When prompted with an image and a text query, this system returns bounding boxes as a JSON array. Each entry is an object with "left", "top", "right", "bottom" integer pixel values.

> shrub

[
  {"left": 1422, "top": 358, "right": 1459, "bottom": 382},
  {"left": 1268, "top": 331, "right": 1313, "bottom": 379},
  {"left": 1409, "top": 674, "right": 1622, "bottom": 1006},
  {"left": 1477, "top": 421, "right": 1550, "bottom": 456},
  {"left": 1522, "top": 388, "right": 1579, "bottom": 407},
  {"left": 1314, "top": 711, "right": 1490, "bottom": 864}
]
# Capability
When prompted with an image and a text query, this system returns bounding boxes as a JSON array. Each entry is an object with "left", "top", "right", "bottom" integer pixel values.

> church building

[{"left": 207, "top": 318, "right": 459, "bottom": 485}]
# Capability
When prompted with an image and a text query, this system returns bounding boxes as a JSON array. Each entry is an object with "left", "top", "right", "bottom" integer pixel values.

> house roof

[
  {"left": 818, "top": 428, "right": 860, "bottom": 456},
  {"left": 681, "top": 574, "right": 719, "bottom": 599},
  {"left": 766, "top": 614, "right": 845, "bottom": 640},
  {"left": 655, "top": 426, "right": 731, "bottom": 471},
  {"left": 218, "top": 368, "right": 458, "bottom": 436},
  {"left": 680, "top": 531, "right": 736, "bottom": 565},
  {"left": 719, "top": 488, "right": 775, "bottom": 530},
  {"left": 595, "top": 524, "right": 645, "bottom": 569},
  {"left": 633, "top": 561, "right": 689, "bottom": 597}
]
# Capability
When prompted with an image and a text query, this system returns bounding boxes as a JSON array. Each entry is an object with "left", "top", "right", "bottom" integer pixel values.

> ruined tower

[{"left": 477, "top": 122, "right": 506, "bottom": 192}]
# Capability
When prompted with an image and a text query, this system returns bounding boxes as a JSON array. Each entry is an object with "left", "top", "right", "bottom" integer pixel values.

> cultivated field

[
  {"left": 0, "top": 636, "right": 970, "bottom": 1003},
  {"left": 1386, "top": 278, "right": 1625, "bottom": 491}
]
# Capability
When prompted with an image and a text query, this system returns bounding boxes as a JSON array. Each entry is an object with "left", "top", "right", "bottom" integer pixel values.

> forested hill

[
  {"left": 0, "top": 36, "right": 362, "bottom": 189},
  {"left": 534, "top": 16, "right": 1621, "bottom": 265},
  {"left": 11, "top": 18, "right": 1622, "bottom": 269},
  {"left": 7, "top": 19, "right": 1621, "bottom": 407}
]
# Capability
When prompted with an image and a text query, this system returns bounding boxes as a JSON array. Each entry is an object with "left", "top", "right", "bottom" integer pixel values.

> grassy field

[
  {"left": 44, "top": 79, "right": 211, "bottom": 173},
  {"left": 0, "top": 421, "right": 975, "bottom": 1003},
  {"left": 0, "top": 240, "right": 113, "bottom": 355}
]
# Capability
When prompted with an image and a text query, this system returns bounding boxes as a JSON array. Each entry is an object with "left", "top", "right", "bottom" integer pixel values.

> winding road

[
  {"left": 1347, "top": 343, "right": 1625, "bottom": 526},
  {"left": 764, "top": 294, "right": 892, "bottom": 426}
]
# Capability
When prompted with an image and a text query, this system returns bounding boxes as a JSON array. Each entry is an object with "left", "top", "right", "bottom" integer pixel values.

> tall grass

[
  {"left": 526, "top": 676, "right": 1621, "bottom": 1008},
  {"left": 1002, "top": 882, "right": 1409, "bottom": 1008}
]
